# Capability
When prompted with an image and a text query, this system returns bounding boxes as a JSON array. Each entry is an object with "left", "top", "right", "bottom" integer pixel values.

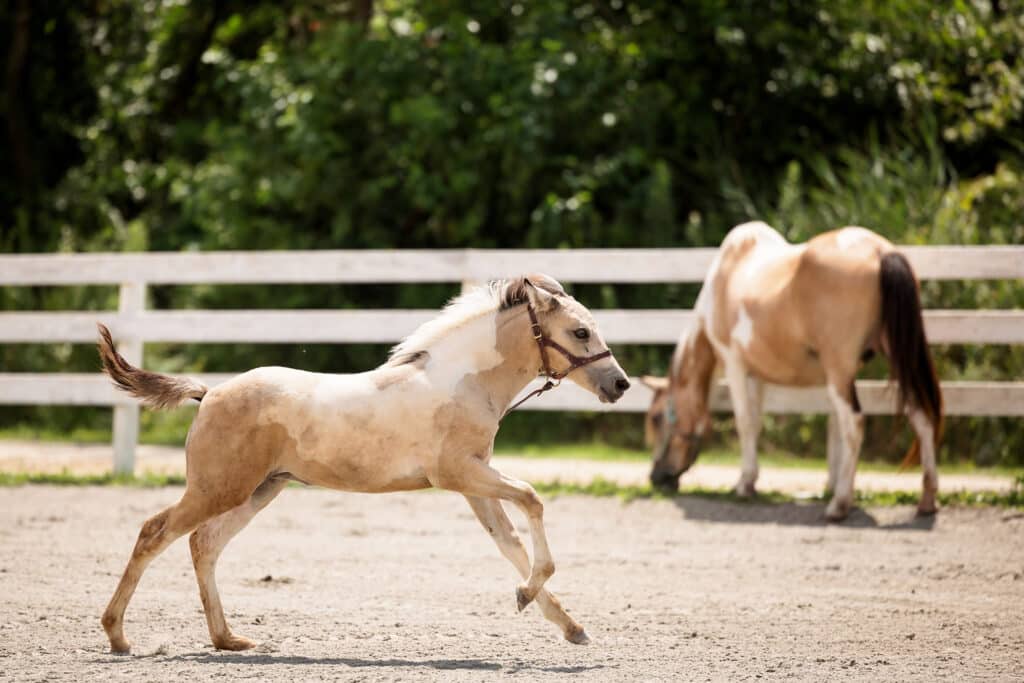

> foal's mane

[{"left": 386, "top": 275, "right": 564, "bottom": 366}]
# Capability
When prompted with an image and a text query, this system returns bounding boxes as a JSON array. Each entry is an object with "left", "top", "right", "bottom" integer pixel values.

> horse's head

[
  {"left": 522, "top": 274, "right": 630, "bottom": 404},
  {"left": 641, "top": 328, "right": 716, "bottom": 491}
]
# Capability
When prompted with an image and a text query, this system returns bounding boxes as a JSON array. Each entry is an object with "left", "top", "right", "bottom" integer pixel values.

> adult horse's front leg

[
  {"left": 464, "top": 495, "right": 588, "bottom": 644},
  {"left": 437, "top": 457, "right": 555, "bottom": 612},
  {"left": 725, "top": 356, "right": 763, "bottom": 497}
]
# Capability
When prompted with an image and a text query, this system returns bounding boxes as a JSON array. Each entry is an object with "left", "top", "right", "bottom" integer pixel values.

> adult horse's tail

[
  {"left": 878, "top": 252, "right": 943, "bottom": 466},
  {"left": 97, "top": 323, "right": 207, "bottom": 408}
]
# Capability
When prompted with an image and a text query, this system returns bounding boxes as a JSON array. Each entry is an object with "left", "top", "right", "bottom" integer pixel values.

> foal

[
  {"left": 98, "top": 275, "right": 629, "bottom": 652},
  {"left": 643, "top": 222, "right": 942, "bottom": 521}
]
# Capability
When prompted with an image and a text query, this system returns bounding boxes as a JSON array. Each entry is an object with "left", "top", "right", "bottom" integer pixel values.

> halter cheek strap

[{"left": 503, "top": 301, "right": 612, "bottom": 416}]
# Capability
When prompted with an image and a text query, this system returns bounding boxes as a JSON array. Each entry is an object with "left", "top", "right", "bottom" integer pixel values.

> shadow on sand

[
  {"left": 154, "top": 652, "right": 605, "bottom": 674},
  {"left": 670, "top": 495, "right": 936, "bottom": 531}
]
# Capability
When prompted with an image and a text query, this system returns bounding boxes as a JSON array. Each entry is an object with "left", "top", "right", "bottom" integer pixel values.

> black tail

[{"left": 879, "top": 252, "right": 943, "bottom": 466}]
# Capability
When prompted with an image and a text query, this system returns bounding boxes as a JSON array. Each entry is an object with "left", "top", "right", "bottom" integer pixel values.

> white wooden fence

[{"left": 1, "top": 247, "right": 1023, "bottom": 473}]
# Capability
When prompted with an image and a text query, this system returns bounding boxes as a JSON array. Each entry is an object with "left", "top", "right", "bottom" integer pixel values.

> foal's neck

[{"left": 472, "top": 305, "right": 542, "bottom": 418}]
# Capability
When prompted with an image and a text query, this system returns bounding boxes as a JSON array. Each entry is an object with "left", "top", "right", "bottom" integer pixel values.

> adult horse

[
  {"left": 642, "top": 222, "right": 941, "bottom": 521},
  {"left": 98, "top": 274, "right": 629, "bottom": 652}
]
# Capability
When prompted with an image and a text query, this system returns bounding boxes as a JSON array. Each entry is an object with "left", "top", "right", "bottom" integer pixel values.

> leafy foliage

[{"left": 1, "top": 0, "right": 1022, "bottom": 464}]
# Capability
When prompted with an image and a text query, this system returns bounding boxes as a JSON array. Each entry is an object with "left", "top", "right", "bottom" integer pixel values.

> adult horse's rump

[{"left": 643, "top": 222, "right": 941, "bottom": 521}]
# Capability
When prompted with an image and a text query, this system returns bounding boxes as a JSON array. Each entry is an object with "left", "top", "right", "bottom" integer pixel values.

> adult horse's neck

[{"left": 671, "top": 324, "right": 717, "bottom": 410}]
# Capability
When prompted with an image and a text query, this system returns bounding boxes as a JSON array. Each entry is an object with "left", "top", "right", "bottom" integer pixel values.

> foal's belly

[{"left": 279, "top": 420, "right": 437, "bottom": 493}]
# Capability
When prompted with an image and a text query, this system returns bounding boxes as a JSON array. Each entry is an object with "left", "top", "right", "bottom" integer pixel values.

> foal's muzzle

[{"left": 600, "top": 376, "right": 631, "bottom": 403}]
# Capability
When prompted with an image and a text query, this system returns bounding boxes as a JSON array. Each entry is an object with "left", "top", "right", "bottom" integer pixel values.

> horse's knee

[{"left": 520, "top": 488, "right": 544, "bottom": 518}]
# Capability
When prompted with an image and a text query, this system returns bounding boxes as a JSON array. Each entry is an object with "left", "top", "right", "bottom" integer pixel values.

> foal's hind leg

[
  {"left": 438, "top": 458, "right": 554, "bottom": 612},
  {"left": 464, "top": 495, "right": 588, "bottom": 644},
  {"left": 189, "top": 476, "right": 288, "bottom": 650},
  {"left": 102, "top": 492, "right": 213, "bottom": 653}
]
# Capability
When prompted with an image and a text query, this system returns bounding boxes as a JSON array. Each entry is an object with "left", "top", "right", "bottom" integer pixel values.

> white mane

[{"left": 387, "top": 281, "right": 508, "bottom": 362}]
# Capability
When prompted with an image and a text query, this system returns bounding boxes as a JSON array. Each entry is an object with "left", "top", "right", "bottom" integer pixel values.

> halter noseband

[{"left": 504, "top": 301, "right": 612, "bottom": 416}]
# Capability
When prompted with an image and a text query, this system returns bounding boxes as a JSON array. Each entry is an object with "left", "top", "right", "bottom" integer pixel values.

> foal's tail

[
  {"left": 97, "top": 323, "right": 207, "bottom": 409},
  {"left": 878, "top": 252, "right": 943, "bottom": 468}
]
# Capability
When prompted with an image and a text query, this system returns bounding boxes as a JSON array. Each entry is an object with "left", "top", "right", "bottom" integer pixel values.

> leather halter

[{"left": 504, "top": 301, "right": 612, "bottom": 415}]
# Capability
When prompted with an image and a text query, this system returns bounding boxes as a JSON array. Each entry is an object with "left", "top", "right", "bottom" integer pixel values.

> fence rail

[{"left": 1, "top": 246, "right": 1022, "bottom": 473}]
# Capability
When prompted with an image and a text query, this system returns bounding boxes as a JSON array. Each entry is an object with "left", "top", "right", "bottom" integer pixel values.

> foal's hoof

[
  {"left": 917, "top": 502, "right": 938, "bottom": 517},
  {"left": 516, "top": 584, "right": 535, "bottom": 612},
  {"left": 108, "top": 638, "right": 131, "bottom": 655},
  {"left": 213, "top": 634, "right": 257, "bottom": 651},
  {"left": 564, "top": 625, "right": 591, "bottom": 645}
]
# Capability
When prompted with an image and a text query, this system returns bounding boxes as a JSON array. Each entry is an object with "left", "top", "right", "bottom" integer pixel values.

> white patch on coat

[
  {"left": 835, "top": 226, "right": 873, "bottom": 251},
  {"left": 731, "top": 305, "right": 754, "bottom": 349}
]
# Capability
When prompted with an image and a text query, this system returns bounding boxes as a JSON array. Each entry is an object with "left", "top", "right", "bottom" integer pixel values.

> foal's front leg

[
  {"left": 464, "top": 495, "right": 588, "bottom": 644},
  {"left": 438, "top": 457, "right": 555, "bottom": 612}
]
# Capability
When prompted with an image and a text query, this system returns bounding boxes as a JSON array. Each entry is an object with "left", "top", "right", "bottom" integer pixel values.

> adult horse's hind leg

[
  {"left": 189, "top": 475, "right": 289, "bottom": 650},
  {"left": 101, "top": 492, "right": 214, "bottom": 653},
  {"left": 438, "top": 457, "right": 554, "bottom": 613},
  {"left": 464, "top": 495, "right": 588, "bottom": 644},
  {"left": 824, "top": 380, "right": 864, "bottom": 521},
  {"left": 908, "top": 409, "right": 939, "bottom": 515}
]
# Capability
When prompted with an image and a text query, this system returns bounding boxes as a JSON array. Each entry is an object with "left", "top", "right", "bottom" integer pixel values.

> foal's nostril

[{"left": 615, "top": 378, "right": 631, "bottom": 393}]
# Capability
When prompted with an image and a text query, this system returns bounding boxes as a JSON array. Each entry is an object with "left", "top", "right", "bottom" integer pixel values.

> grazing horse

[
  {"left": 98, "top": 275, "right": 630, "bottom": 653},
  {"left": 642, "top": 222, "right": 942, "bottom": 521}
]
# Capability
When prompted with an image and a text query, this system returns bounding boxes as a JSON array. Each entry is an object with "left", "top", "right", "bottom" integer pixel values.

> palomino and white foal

[
  {"left": 643, "top": 222, "right": 942, "bottom": 521},
  {"left": 98, "top": 275, "right": 629, "bottom": 652}
]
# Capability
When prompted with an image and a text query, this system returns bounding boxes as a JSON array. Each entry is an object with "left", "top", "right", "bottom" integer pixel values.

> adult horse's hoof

[
  {"left": 824, "top": 498, "right": 850, "bottom": 522},
  {"left": 213, "top": 634, "right": 257, "bottom": 651},
  {"left": 916, "top": 502, "right": 938, "bottom": 516},
  {"left": 108, "top": 639, "right": 131, "bottom": 655},
  {"left": 564, "top": 626, "right": 590, "bottom": 645},
  {"left": 732, "top": 482, "right": 757, "bottom": 498},
  {"left": 515, "top": 585, "right": 534, "bottom": 612}
]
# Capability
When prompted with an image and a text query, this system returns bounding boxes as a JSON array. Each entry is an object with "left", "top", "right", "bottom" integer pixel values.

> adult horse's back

[{"left": 643, "top": 222, "right": 942, "bottom": 520}]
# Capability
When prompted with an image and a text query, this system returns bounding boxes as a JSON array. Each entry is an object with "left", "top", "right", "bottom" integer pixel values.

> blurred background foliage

[{"left": 1, "top": 0, "right": 1022, "bottom": 465}]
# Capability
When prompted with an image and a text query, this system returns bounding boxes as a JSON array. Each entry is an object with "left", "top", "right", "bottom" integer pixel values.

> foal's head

[
  {"left": 510, "top": 274, "right": 630, "bottom": 403},
  {"left": 641, "top": 326, "right": 716, "bottom": 491}
]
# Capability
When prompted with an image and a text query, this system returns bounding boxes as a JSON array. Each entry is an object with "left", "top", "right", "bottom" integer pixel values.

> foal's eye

[{"left": 574, "top": 328, "right": 590, "bottom": 340}]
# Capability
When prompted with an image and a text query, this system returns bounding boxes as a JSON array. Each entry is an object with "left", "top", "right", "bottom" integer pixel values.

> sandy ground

[
  {"left": 1, "top": 485, "right": 1022, "bottom": 682},
  {"left": 0, "top": 439, "right": 1016, "bottom": 495}
]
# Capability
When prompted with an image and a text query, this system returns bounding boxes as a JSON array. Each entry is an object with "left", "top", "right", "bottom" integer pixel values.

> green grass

[
  {"left": 2, "top": 470, "right": 1020, "bottom": 508},
  {"left": 495, "top": 441, "right": 1023, "bottom": 478}
]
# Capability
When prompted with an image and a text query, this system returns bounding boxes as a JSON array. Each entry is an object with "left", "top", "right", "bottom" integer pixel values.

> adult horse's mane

[{"left": 387, "top": 274, "right": 565, "bottom": 366}]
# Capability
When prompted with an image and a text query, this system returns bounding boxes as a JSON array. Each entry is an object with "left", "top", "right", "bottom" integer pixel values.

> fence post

[{"left": 111, "top": 281, "right": 146, "bottom": 475}]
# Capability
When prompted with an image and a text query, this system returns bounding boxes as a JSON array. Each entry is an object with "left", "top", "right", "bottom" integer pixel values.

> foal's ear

[
  {"left": 640, "top": 375, "right": 669, "bottom": 392},
  {"left": 524, "top": 276, "right": 561, "bottom": 311}
]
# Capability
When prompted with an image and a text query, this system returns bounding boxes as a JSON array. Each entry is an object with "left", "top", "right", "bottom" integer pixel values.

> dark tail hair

[
  {"left": 97, "top": 323, "right": 207, "bottom": 409},
  {"left": 878, "top": 252, "right": 943, "bottom": 467}
]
